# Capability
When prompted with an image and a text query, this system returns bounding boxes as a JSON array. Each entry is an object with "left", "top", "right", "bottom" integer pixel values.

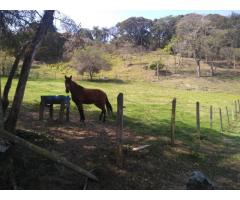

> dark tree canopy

[
  {"left": 0, "top": 10, "right": 38, "bottom": 55},
  {"left": 117, "top": 17, "right": 153, "bottom": 48}
]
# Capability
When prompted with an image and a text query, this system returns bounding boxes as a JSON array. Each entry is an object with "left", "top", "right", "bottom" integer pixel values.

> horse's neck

[{"left": 70, "top": 81, "right": 84, "bottom": 96}]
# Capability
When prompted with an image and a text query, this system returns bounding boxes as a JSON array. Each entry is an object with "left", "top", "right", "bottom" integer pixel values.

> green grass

[
  {"left": 2, "top": 50, "right": 240, "bottom": 189},
  {"left": 2, "top": 49, "right": 240, "bottom": 148},
  {"left": 3, "top": 76, "right": 240, "bottom": 147}
]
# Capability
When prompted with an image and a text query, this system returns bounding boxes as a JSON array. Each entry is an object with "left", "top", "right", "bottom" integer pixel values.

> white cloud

[
  {"left": 2, "top": 0, "right": 240, "bottom": 10},
  {"left": 60, "top": 10, "right": 124, "bottom": 29}
]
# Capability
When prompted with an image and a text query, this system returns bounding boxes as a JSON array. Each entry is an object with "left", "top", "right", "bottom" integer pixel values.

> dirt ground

[{"left": 1, "top": 108, "right": 240, "bottom": 190}]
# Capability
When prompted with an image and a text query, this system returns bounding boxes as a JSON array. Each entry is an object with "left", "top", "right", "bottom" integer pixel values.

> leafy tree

[
  {"left": 176, "top": 14, "right": 212, "bottom": 77},
  {"left": 205, "top": 14, "right": 229, "bottom": 29},
  {"left": 150, "top": 16, "right": 181, "bottom": 49},
  {"left": 34, "top": 31, "right": 67, "bottom": 63},
  {"left": 0, "top": 10, "right": 38, "bottom": 55},
  {"left": 0, "top": 11, "right": 39, "bottom": 115},
  {"left": 4, "top": 10, "right": 55, "bottom": 131},
  {"left": 117, "top": 17, "right": 153, "bottom": 48},
  {"left": 71, "top": 46, "right": 111, "bottom": 80},
  {"left": 92, "top": 26, "right": 109, "bottom": 43}
]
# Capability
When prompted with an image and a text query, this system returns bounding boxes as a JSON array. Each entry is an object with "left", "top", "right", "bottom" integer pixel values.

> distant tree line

[{"left": 1, "top": 11, "right": 240, "bottom": 77}]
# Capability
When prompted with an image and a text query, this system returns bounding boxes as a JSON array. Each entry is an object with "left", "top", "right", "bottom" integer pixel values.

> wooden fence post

[
  {"left": 219, "top": 108, "right": 223, "bottom": 134},
  {"left": 226, "top": 106, "right": 230, "bottom": 126},
  {"left": 235, "top": 100, "right": 238, "bottom": 120},
  {"left": 210, "top": 105, "right": 213, "bottom": 129},
  {"left": 171, "top": 98, "right": 176, "bottom": 146},
  {"left": 116, "top": 93, "right": 124, "bottom": 167},
  {"left": 157, "top": 63, "right": 159, "bottom": 80},
  {"left": 196, "top": 102, "right": 200, "bottom": 139},
  {"left": 238, "top": 100, "right": 240, "bottom": 113},
  {"left": 232, "top": 107, "right": 235, "bottom": 120}
]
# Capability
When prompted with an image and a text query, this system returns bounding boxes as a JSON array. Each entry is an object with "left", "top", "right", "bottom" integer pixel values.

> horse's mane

[{"left": 71, "top": 80, "right": 84, "bottom": 90}]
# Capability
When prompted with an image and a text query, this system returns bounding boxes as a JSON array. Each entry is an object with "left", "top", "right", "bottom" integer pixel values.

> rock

[
  {"left": 186, "top": 171, "right": 214, "bottom": 190},
  {"left": 0, "top": 139, "right": 11, "bottom": 153}
]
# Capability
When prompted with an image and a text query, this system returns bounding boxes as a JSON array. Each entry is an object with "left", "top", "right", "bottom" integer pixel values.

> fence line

[{"left": 115, "top": 92, "right": 240, "bottom": 155}]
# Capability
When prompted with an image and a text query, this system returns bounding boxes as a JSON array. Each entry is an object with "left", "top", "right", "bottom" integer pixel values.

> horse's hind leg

[
  {"left": 95, "top": 103, "right": 106, "bottom": 122},
  {"left": 102, "top": 107, "right": 106, "bottom": 122},
  {"left": 99, "top": 111, "right": 103, "bottom": 121}
]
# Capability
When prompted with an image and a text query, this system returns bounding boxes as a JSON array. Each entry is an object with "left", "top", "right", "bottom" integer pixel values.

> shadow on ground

[
  {"left": 84, "top": 78, "right": 128, "bottom": 84},
  {"left": 1, "top": 105, "right": 240, "bottom": 189}
]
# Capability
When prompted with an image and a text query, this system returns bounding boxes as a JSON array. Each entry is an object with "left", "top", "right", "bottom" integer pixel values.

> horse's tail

[{"left": 106, "top": 97, "right": 113, "bottom": 115}]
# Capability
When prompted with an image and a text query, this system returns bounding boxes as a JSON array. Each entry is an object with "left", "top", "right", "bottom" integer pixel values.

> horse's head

[{"left": 65, "top": 75, "right": 72, "bottom": 93}]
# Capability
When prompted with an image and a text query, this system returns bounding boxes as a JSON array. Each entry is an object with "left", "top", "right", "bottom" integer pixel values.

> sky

[
  {"left": 59, "top": 10, "right": 238, "bottom": 29},
  {"left": 2, "top": 0, "right": 240, "bottom": 29}
]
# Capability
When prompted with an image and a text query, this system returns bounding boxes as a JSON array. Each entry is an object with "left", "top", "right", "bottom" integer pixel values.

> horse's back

[{"left": 82, "top": 88, "right": 107, "bottom": 104}]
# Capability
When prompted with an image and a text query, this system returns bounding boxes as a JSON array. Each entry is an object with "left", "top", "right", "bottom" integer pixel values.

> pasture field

[
  {"left": 4, "top": 76, "right": 240, "bottom": 139},
  {"left": 2, "top": 50, "right": 240, "bottom": 189},
  {"left": 2, "top": 69, "right": 240, "bottom": 189}
]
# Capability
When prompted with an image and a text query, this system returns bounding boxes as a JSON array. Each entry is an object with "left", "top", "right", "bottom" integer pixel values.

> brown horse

[{"left": 64, "top": 75, "right": 113, "bottom": 123}]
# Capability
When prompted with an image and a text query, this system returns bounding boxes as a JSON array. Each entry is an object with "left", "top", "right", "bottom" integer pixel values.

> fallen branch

[
  {"left": 132, "top": 145, "right": 151, "bottom": 152},
  {"left": 0, "top": 128, "right": 98, "bottom": 181},
  {"left": 83, "top": 169, "right": 95, "bottom": 190}
]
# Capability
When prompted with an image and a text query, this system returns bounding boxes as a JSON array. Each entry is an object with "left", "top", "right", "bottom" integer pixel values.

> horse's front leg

[{"left": 77, "top": 104, "right": 85, "bottom": 123}]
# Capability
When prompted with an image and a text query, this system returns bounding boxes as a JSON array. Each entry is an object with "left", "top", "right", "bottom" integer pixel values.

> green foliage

[
  {"left": 71, "top": 46, "right": 112, "bottom": 79},
  {"left": 47, "top": 62, "right": 69, "bottom": 72},
  {"left": 0, "top": 11, "right": 37, "bottom": 56},
  {"left": 150, "top": 16, "right": 181, "bottom": 50},
  {"left": 0, "top": 51, "right": 15, "bottom": 76},
  {"left": 162, "top": 42, "right": 173, "bottom": 54},
  {"left": 149, "top": 60, "right": 165, "bottom": 70},
  {"left": 117, "top": 17, "right": 153, "bottom": 48},
  {"left": 35, "top": 31, "right": 67, "bottom": 63}
]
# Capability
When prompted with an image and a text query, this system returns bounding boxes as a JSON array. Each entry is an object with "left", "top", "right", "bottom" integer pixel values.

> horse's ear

[
  {"left": 65, "top": 75, "right": 67, "bottom": 79},
  {"left": 70, "top": 75, "right": 72, "bottom": 80}
]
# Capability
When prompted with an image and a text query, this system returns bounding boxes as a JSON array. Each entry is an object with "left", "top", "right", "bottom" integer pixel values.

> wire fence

[{"left": 116, "top": 94, "right": 240, "bottom": 147}]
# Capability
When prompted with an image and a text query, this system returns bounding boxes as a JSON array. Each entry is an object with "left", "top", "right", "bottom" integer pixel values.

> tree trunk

[
  {"left": 233, "top": 54, "right": 236, "bottom": 69},
  {"left": 1, "top": 43, "right": 28, "bottom": 116},
  {"left": 210, "top": 62, "right": 214, "bottom": 77},
  {"left": 196, "top": 59, "right": 201, "bottom": 78},
  {"left": 0, "top": 128, "right": 98, "bottom": 181},
  {"left": 205, "top": 54, "right": 208, "bottom": 63},
  {"left": 0, "top": 76, "right": 2, "bottom": 126},
  {"left": 174, "top": 55, "right": 177, "bottom": 73},
  {"left": 1, "top": 53, "right": 7, "bottom": 76},
  {"left": 89, "top": 71, "right": 93, "bottom": 80},
  {"left": 89, "top": 66, "right": 94, "bottom": 80},
  {"left": 0, "top": 72, "right": 1, "bottom": 104},
  {"left": 4, "top": 10, "right": 55, "bottom": 132}
]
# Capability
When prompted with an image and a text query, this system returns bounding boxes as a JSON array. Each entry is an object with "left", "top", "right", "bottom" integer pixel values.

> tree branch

[{"left": 0, "top": 128, "right": 98, "bottom": 181}]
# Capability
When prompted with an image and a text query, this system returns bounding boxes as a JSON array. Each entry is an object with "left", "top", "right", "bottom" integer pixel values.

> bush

[
  {"left": 149, "top": 60, "right": 165, "bottom": 70},
  {"left": 0, "top": 51, "right": 15, "bottom": 76},
  {"left": 71, "top": 46, "right": 112, "bottom": 80}
]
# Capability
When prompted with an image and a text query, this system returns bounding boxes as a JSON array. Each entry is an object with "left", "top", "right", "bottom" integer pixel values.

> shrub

[
  {"left": 71, "top": 46, "right": 112, "bottom": 80},
  {"left": 149, "top": 60, "right": 165, "bottom": 70}
]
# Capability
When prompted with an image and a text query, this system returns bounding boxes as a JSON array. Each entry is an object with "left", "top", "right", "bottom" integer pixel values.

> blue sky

[{"left": 61, "top": 10, "right": 239, "bottom": 29}]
